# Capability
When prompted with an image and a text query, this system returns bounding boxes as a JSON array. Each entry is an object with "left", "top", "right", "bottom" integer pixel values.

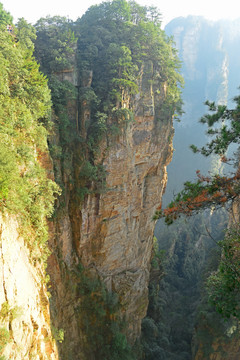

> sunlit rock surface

[
  {"left": 0, "top": 214, "right": 58, "bottom": 360},
  {"left": 48, "top": 61, "right": 174, "bottom": 358}
]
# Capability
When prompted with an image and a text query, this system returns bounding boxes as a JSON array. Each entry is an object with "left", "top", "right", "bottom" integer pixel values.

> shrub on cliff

[
  {"left": 33, "top": 0, "right": 183, "bottom": 202},
  {"left": 76, "top": 0, "right": 183, "bottom": 121}
]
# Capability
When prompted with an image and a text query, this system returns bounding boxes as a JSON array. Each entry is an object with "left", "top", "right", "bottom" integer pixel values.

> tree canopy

[
  {"left": 75, "top": 0, "right": 183, "bottom": 119},
  {"left": 0, "top": 3, "right": 13, "bottom": 25},
  {"left": 32, "top": 0, "right": 183, "bottom": 203},
  {"left": 34, "top": 16, "right": 77, "bottom": 75},
  {"left": 33, "top": 1, "right": 183, "bottom": 144},
  {"left": 0, "top": 6, "right": 59, "bottom": 263}
]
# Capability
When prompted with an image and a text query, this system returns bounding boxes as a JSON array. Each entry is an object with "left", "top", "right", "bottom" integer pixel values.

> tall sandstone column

[{"left": 48, "top": 61, "right": 174, "bottom": 359}]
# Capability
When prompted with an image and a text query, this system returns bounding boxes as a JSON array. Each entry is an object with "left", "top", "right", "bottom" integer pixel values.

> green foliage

[
  {"left": 76, "top": 0, "right": 182, "bottom": 122},
  {"left": 33, "top": 1, "right": 182, "bottom": 210},
  {"left": 156, "top": 90, "right": 240, "bottom": 225},
  {"left": 87, "top": 111, "right": 108, "bottom": 146},
  {"left": 0, "top": 302, "right": 23, "bottom": 322},
  {"left": 76, "top": 161, "right": 107, "bottom": 201},
  {"left": 51, "top": 325, "right": 64, "bottom": 343},
  {"left": 155, "top": 167, "right": 240, "bottom": 225},
  {"left": 0, "top": 3, "right": 13, "bottom": 25},
  {"left": 207, "top": 226, "right": 240, "bottom": 318},
  {"left": 33, "top": 18, "right": 81, "bottom": 202},
  {"left": 0, "top": 327, "right": 9, "bottom": 355},
  {"left": 191, "top": 239, "right": 240, "bottom": 359},
  {"left": 151, "top": 236, "right": 165, "bottom": 270},
  {"left": 157, "top": 87, "right": 240, "bottom": 328},
  {"left": 0, "top": 303, "right": 10, "bottom": 320},
  {"left": 191, "top": 95, "right": 240, "bottom": 156},
  {"left": 79, "top": 161, "right": 98, "bottom": 181},
  {"left": 142, "top": 210, "right": 227, "bottom": 360},
  {"left": 16, "top": 18, "right": 36, "bottom": 52},
  {"left": 0, "top": 12, "right": 60, "bottom": 263},
  {"left": 49, "top": 75, "right": 78, "bottom": 147},
  {"left": 34, "top": 16, "right": 77, "bottom": 74},
  {"left": 141, "top": 317, "right": 168, "bottom": 360},
  {"left": 76, "top": 265, "right": 136, "bottom": 360}
]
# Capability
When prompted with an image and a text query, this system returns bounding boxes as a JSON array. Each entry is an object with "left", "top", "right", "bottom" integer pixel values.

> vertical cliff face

[
  {"left": 77, "top": 90, "right": 173, "bottom": 341},
  {"left": 47, "top": 62, "right": 174, "bottom": 358},
  {"left": 0, "top": 214, "right": 58, "bottom": 360}
]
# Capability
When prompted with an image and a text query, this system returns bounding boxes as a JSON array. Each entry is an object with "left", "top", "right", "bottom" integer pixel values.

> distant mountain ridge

[{"left": 163, "top": 16, "right": 240, "bottom": 204}]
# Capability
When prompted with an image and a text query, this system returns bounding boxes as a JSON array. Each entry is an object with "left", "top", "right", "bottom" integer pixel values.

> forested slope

[{"left": 0, "top": 5, "right": 59, "bottom": 359}]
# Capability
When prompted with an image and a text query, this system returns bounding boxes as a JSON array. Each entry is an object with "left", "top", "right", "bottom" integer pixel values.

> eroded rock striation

[
  {"left": 47, "top": 62, "right": 174, "bottom": 358},
  {"left": 0, "top": 214, "right": 58, "bottom": 360}
]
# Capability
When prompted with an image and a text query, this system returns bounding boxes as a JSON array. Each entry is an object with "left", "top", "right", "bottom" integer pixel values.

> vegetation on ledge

[
  {"left": 33, "top": 0, "right": 183, "bottom": 203},
  {"left": 75, "top": 0, "right": 183, "bottom": 123}
]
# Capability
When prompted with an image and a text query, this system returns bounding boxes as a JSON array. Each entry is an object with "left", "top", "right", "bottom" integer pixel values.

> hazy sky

[{"left": 2, "top": 0, "right": 240, "bottom": 28}]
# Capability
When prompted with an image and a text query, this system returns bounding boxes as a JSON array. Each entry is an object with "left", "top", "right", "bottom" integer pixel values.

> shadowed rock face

[
  {"left": 47, "top": 61, "right": 174, "bottom": 358},
  {"left": 77, "top": 113, "right": 173, "bottom": 341}
]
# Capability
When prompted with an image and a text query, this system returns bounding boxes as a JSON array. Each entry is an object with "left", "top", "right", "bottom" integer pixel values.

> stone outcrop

[
  {"left": 47, "top": 62, "right": 174, "bottom": 358},
  {"left": 0, "top": 214, "right": 58, "bottom": 360}
]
